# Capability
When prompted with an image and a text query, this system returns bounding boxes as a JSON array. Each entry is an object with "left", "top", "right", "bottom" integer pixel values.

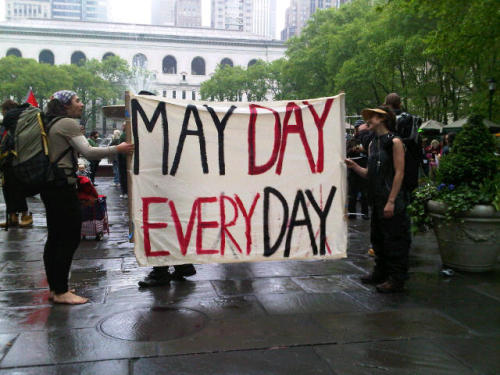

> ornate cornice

[{"left": 0, "top": 25, "right": 286, "bottom": 49}]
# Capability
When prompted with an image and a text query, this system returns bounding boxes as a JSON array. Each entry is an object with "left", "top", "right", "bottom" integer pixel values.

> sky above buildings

[{"left": 0, "top": 0, "right": 288, "bottom": 39}]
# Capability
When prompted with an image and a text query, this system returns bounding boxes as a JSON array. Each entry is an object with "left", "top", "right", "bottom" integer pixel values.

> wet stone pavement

[{"left": 0, "top": 178, "right": 499, "bottom": 375}]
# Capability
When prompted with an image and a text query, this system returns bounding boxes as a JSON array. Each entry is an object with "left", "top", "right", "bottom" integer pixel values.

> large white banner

[{"left": 130, "top": 94, "right": 347, "bottom": 266}]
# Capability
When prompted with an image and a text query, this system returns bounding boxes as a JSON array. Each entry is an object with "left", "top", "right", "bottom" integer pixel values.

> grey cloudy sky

[{"left": 0, "top": 0, "right": 288, "bottom": 38}]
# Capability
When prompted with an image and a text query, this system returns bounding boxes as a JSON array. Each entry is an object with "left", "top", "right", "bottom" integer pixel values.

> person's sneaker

[
  {"left": 376, "top": 279, "right": 405, "bottom": 293},
  {"left": 19, "top": 212, "right": 33, "bottom": 228},
  {"left": 360, "top": 272, "right": 386, "bottom": 285},
  {"left": 171, "top": 264, "right": 196, "bottom": 280},
  {"left": 138, "top": 271, "right": 172, "bottom": 287}
]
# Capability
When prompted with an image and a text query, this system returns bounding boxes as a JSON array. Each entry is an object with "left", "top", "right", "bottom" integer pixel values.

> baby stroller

[{"left": 77, "top": 176, "right": 109, "bottom": 241}]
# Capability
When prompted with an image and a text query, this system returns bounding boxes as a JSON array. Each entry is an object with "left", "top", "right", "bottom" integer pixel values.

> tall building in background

[
  {"left": 252, "top": 0, "right": 276, "bottom": 39},
  {"left": 151, "top": 0, "right": 176, "bottom": 26},
  {"left": 5, "top": 0, "right": 51, "bottom": 20},
  {"left": 151, "top": 0, "right": 201, "bottom": 27},
  {"left": 211, "top": 0, "right": 276, "bottom": 38},
  {"left": 6, "top": 0, "right": 107, "bottom": 21},
  {"left": 211, "top": 0, "right": 252, "bottom": 32},
  {"left": 281, "top": 0, "right": 352, "bottom": 40},
  {"left": 51, "top": 0, "right": 107, "bottom": 21},
  {"left": 175, "top": 0, "right": 201, "bottom": 27}
]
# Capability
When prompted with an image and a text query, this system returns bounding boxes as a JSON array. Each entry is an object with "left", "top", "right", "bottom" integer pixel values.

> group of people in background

[
  {"left": 421, "top": 132, "right": 456, "bottom": 178},
  {"left": 77, "top": 126, "right": 128, "bottom": 198}
]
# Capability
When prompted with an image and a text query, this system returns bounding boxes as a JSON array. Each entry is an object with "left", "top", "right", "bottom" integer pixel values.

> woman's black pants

[
  {"left": 370, "top": 206, "right": 411, "bottom": 282},
  {"left": 41, "top": 184, "right": 81, "bottom": 294}
]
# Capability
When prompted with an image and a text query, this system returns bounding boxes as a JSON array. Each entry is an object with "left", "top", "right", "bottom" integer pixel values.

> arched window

[
  {"left": 162, "top": 55, "right": 177, "bottom": 74},
  {"left": 71, "top": 51, "right": 86, "bottom": 66},
  {"left": 221, "top": 58, "right": 233, "bottom": 68},
  {"left": 248, "top": 59, "right": 258, "bottom": 68},
  {"left": 6, "top": 48, "right": 22, "bottom": 57},
  {"left": 191, "top": 57, "right": 205, "bottom": 75},
  {"left": 132, "top": 53, "right": 148, "bottom": 69},
  {"left": 103, "top": 52, "right": 115, "bottom": 60},
  {"left": 39, "top": 49, "right": 54, "bottom": 65}
]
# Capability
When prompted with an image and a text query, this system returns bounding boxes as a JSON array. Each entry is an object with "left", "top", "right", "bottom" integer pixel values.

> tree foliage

[
  {"left": 0, "top": 55, "right": 134, "bottom": 129},
  {"left": 200, "top": 0, "right": 499, "bottom": 122}
]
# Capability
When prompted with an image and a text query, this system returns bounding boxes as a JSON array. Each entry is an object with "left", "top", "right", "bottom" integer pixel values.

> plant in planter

[{"left": 408, "top": 115, "right": 500, "bottom": 272}]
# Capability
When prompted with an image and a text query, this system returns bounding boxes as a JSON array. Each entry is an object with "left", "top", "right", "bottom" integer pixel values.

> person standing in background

[
  {"left": 109, "top": 129, "right": 121, "bottom": 186},
  {"left": 87, "top": 131, "right": 101, "bottom": 185}
]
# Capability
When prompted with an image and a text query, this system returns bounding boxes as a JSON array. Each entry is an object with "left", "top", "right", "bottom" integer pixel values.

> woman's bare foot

[
  {"left": 49, "top": 289, "right": 76, "bottom": 300},
  {"left": 52, "top": 291, "right": 88, "bottom": 305}
]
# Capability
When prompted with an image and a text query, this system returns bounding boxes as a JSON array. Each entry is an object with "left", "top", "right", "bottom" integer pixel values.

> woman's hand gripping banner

[{"left": 130, "top": 94, "right": 347, "bottom": 266}]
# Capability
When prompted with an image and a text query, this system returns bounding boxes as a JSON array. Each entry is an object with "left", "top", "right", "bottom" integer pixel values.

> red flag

[{"left": 26, "top": 88, "right": 39, "bottom": 107}]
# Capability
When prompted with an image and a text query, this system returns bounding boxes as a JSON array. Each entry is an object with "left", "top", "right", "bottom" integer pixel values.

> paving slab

[
  {"left": 0, "top": 328, "right": 157, "bottom": 367},
  {"left": 314, "top": 339, "right": 474, "bottom": 375},
  {"left": 432, "top": 337, "right": 500, "bottom": 375},
  {"left": 311, "top": 309, "right": 470, "bottom": 343},
  {"left": 0, "top": 359, "right": 129, "bottom": 375},
  {"left": 133, "top": 347, "right": 333, "bottom": 375},
  {"left": 155, "top": 314, "right": 332, "bottom": 356},
  {"left": 257, "top": 292, "right": 367, "bottom": 315},
  {"left": 211, "top": 277, "right": 303, "bottom": 296}
]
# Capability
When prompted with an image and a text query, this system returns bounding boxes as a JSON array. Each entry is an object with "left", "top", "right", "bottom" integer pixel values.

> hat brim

[{"left": 362, "top": 108, "right": 388, "bottom": 122}]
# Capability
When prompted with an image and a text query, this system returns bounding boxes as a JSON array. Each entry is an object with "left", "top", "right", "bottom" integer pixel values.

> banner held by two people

[{"left": 129, "top": 93, "right": 347, "bottom": 266}]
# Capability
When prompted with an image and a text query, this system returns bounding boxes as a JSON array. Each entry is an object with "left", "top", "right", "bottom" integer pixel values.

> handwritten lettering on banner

[{"left": 130, "top": 94, "right": 347, "bottom": 266}]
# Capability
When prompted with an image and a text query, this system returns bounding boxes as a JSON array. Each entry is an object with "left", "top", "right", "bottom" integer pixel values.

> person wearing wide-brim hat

[{"left": 345, "top": 105, "right": 411, "bottom": 293}]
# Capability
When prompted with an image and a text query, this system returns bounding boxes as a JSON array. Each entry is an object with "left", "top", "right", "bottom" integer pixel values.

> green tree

[{"left": 0, "top": 56, "right": 72, "bottom": 105}]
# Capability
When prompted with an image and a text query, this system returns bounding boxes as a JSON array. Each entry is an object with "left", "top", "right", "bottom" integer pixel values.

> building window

[
  {"left": 182, "top": 74, "right": 186, "bottom": 81},
  {"left": 132, "top": 53, "right": 148, "bottom": 69},
  {"left": 173, "top": 91, "right": 176, "bottom": 99},
  {"left": 6, "top": 48, "right": 22, "bottom": 58},
  {"left": 163, "top": 90, "right": 166, "bottom": 97},
  {"left": 248, "top": 59, "right": 258, "bottom": 68},
  {"left": 71, "top": 51, "right": 86, "bottom": 66},
  {"left": 39, "top": 49, "right": 54, "bottom": 65},
  {"left": 182, "top": 91, "right": 186, "bottom": 99},
  {"left": 191, "top": 57, "right": 205, "bottom": 75},
  {"left": 103, "top": 52, "right": 115, "bottom": 60},
  {"left": 221, "top": 58, "right": 233, "bottom": 68},
  {"left": 192, "top": 91, "right": 196, "bottom": 100},
  {"left": 162, "top": 55, "right": 177, "bottom": 74}
]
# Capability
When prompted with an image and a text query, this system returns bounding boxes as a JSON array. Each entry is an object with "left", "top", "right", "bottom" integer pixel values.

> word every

[
  {"left": 131, "top": 98, "right": 334, "bottom": 176},
  {"left": 142, "top": 186, "right": 337, "bottom": 258}
]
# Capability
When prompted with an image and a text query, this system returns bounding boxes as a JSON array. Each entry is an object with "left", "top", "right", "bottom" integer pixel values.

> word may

[
  {"left": 141, "top": 185, "right": 336, "bottom": 258},
  {"left": 131, "top": 98, "right": 334, "bottom": 176}
]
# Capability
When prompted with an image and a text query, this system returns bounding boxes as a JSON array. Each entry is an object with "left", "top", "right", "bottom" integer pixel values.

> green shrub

[{"left": 409, "top": 115, "right": 500, "bottom": 232}]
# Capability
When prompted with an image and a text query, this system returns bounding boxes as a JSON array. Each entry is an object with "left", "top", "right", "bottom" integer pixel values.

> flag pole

[{"left": 125, "top": 91, "right": 134, "bottom": 243}]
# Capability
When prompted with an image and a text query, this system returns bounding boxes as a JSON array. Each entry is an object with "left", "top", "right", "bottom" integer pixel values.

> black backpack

[{"left": 394, "top": 112, "right": 423, "bottom": 193}]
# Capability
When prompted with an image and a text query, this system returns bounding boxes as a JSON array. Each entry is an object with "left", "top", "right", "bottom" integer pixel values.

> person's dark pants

[
  {"left": 2, "top": 167, "right": 28, "bottom": 214},
  {"left": 41, "top": 184, "right": 81, "bottom": 294},
  {"left": 118, "top": 154, "right": 128, "bottom": 195},
  {"left": 370, "top": 206, "right": 411, "bottom": 283},
  {"left": 348, "top": 172, "right": 368, "bottom": 216},
  {"left": 89, "top": 160, "right": 101, "bottom": 184}
]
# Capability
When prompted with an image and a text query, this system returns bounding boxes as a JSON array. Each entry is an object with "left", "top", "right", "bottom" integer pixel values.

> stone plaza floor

[{"left": 0, "top": 177, "right": 498, "bottom": 374}]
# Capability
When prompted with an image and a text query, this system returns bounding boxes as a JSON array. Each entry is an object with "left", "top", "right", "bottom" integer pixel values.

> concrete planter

[{"left": 427, "top": 200, "right": 500, "bottom": 272}]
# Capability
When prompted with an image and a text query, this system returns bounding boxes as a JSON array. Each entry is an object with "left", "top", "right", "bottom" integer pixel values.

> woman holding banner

[
  {"left": 43, "top": 90, "right": 134, "bottom": 304},
  {"left": 345, "top": 105, "right": 410, "bottom": 293}
]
